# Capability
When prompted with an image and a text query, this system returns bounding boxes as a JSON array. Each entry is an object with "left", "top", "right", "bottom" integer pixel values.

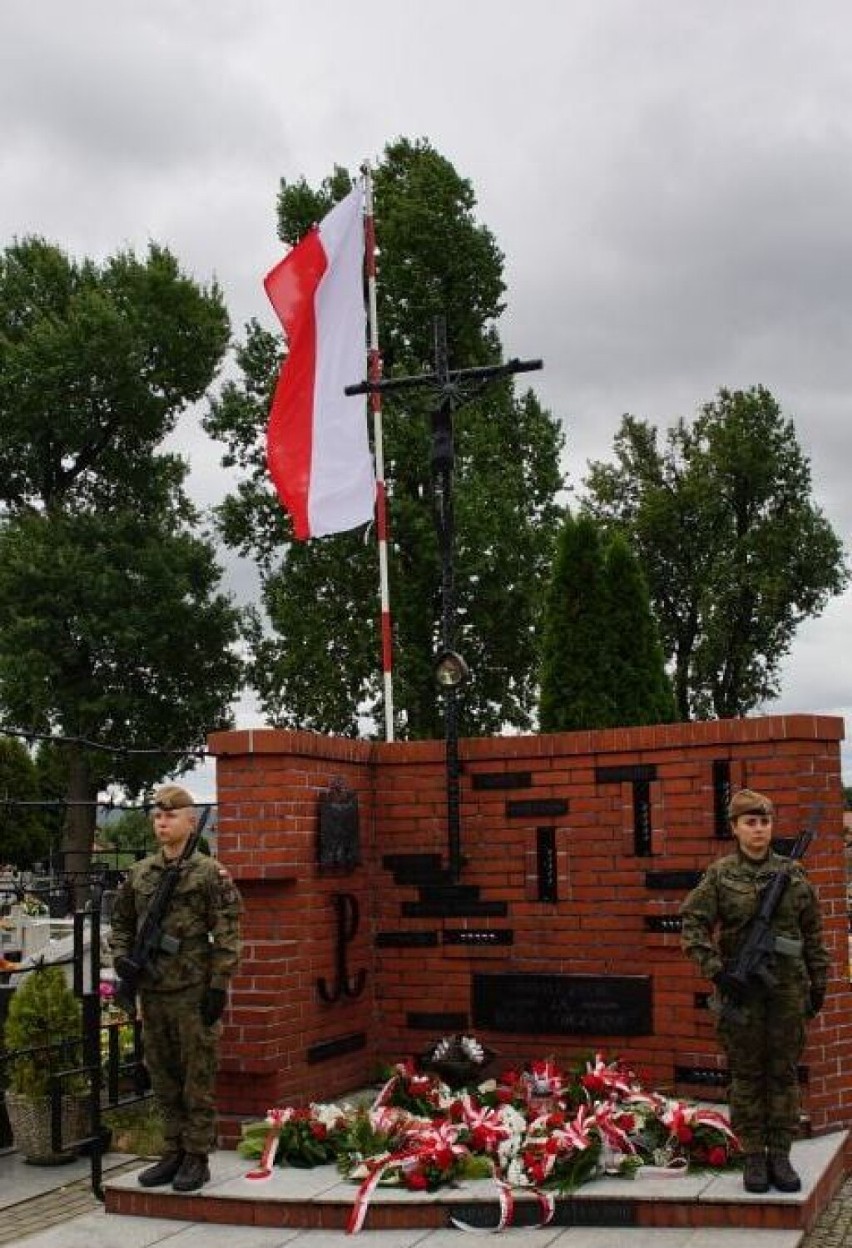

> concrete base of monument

[{"left": 104, "top": 1131, "right": 847, "bottom": 1236}]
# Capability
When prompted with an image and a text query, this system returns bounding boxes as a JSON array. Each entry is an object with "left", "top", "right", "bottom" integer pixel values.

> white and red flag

[{"left": 264, "top": 184, "right": 375, "bottom": 540}]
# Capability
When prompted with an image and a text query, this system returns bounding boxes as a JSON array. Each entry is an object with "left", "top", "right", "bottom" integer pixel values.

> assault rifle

[
  {"left": 114, "top": 803, "right": 211, "bottom": 1011},
  {"left": 717, "top": 820, "right": 816, "bottom": 1023}
]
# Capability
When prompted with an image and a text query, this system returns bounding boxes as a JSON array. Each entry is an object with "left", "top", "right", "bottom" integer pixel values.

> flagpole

[{"left": 362, "top": 165, "right": 395, "bottom": 742}]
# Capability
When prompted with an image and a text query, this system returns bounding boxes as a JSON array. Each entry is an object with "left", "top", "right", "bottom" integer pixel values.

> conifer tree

[
  {"left": 539, "top": 514, "right": 675, "bottom": 731},
  {"left": 539, "top": 514, "right": 611, "bottom": 732},
  {"left": 604, "top": 532, "right": 676, "bottom": 726}
]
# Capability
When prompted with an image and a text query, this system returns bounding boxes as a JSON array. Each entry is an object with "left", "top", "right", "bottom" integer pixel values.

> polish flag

[{"left": 264, "top": 184, "right": 375, "bottom": 539}]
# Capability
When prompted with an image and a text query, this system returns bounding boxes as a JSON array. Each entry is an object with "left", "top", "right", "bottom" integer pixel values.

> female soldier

[{"left": 681, "top": 788, "right": 829, "bottom": 1194}]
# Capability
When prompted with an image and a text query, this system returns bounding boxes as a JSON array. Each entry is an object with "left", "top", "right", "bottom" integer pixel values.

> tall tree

[
  {"left": 538, "top": 514, "right": 674, "bottom": 732},
  {"left": 583, "top": 386, "right": 848, "bottom": 719},
  {"left": 604, "top": 532, "right": 676, "bottom": 726},
  {"left": 0, "top": 237, "right": 243, "bottom": 889},
  {"left": 539, "top": 513, "right": 612, "bottom": 732},
  {"left": 206, "top": 138, "right": 564, "bottom": 739}
]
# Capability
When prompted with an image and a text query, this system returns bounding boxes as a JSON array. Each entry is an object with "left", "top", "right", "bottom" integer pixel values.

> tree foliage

[
  {"left": 206, "top": 138, "right": 565, "bottom": 738},
  {"left": 0, "top": 237, "right": 243, "bottom": 882},
  {"left": 539, "top": 514, "right": 674, "bottom": 732},
  {"left": 604, "top": 531, "right": 676, "bottom": 727},
  {"left": 0, "top": 736, "right": 50, "bottom": 869},
  {"left": 583, "top": 386, "right": 848, "bottom": 719},
  {"left": 97, "top": 808, "right": 157, "bottom": 861}
]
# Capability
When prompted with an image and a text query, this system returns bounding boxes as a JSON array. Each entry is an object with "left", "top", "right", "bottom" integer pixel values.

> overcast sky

[{"left": 2, "top": 0, "right": 850, "bottom": 795}]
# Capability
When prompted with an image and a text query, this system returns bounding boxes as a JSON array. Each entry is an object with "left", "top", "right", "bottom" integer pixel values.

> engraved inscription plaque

[{"left": 472, "top": 972, "right": 653, "bottom": 1036}]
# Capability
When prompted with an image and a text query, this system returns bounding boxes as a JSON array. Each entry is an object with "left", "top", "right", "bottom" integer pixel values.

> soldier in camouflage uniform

[
  {"left": 680, "top": 788, "right": 829, "bottom": 1195},
  {"left": 110, "top": 784, "right": 242, "bottom": 1193}
]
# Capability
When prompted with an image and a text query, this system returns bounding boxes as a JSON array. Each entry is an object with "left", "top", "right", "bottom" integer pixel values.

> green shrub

[{"left": 3, "top": 965, "right": 85, "bottom": 1098}]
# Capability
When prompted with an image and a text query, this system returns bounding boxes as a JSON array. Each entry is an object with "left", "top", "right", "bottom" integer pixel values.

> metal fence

[{"left": 0, "top": 888, "right": 150, "bottom": 1198}]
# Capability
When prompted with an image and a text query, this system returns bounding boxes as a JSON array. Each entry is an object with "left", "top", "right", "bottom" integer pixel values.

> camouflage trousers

[
  {"left": 716, "top": 984, "right": 807, "bottom": 1154},
  {"left": 140, "top": 985, "right": 220, "bottom": 1155}
]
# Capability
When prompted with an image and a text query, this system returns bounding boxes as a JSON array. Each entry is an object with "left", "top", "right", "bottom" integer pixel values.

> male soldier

[
  {"left": 680, "top": 788, "right": 829, "bottom": 1194},
  {"left": 110, "top": 784, "right": 242, "bottom": 1192}
]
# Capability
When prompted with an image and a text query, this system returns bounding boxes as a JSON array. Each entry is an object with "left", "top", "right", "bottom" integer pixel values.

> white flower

[
  {"left": 310, "top": 1102, "right": 347, "bottom": 1129},
  {"left": 504, "top": 1156, "right": 531, "bottom": 1187},
  {"left": 460, "top": 1035, "right": 486, "bottom": 1063}
]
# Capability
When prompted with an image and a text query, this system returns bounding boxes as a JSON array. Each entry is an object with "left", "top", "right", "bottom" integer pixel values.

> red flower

[
  {"left": 405, "top": 1170, "right": 429, "bottom": 1190},
  {"left": 527, "top": 1159, "right": 547, "bottom": 1184},
  {"left": 707, "top": 1146, "right": 728, "bottom": 1167},
  {"left": 309, "top": 1122, "right": 327, "bottom": 1139},
  {"left": 470, "top": 1125, "right": 491, "bottom": 1151},
  {"left": 675, "top": 1125, "right": 694, "bottom": 1144}
]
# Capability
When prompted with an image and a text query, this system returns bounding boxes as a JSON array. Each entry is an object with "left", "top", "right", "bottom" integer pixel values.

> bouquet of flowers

[
  {"left": 640, "top": 1099, "right": 740, "bottom": 1170},
  {"left": 239, "top": 1103, "right": 350, "bottom": 1169},
  {"left": 20, "top": 893, "right": 48, "bottom": 917}
]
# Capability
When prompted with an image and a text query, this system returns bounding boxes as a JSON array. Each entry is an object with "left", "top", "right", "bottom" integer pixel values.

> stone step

[{"left": 104, "top": 1130, "right": 847, "bottom": 1237}]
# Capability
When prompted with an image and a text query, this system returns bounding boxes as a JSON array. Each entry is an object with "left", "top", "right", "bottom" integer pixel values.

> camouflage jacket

[
  {"left": 109, "top": 850, "right": 242, "bottom": 994},
  {"left": 680, "top": 848, "right": 829, "bottom": 995}
]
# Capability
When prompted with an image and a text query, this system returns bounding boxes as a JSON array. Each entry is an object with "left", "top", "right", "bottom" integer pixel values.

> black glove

[
  {"left": 112, "top": 957, "right": 139, "bottom": 1012},
  {"left": 712, "top": 969, "right": 747, "bottom": 1002},
  {"left": 113, "top": 955, "right": 138, "bottom": 981},
  {"left": 132, "top": 1060, "right": 152, "bottom": 1096},
  {"left": 807, "top": 985, "right": 825, "bottom": 1018},
  {"left": 200, "top": 987, "right": 227, "bottom": 1026}
]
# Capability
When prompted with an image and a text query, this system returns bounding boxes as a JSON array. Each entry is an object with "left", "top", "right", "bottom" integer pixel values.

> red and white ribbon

[{"left": 244, "top": 1107, "right": 293, "bottom": 1182}]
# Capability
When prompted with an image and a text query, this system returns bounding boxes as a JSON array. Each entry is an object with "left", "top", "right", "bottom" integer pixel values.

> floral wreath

[{"left": 238, "top": 1048, "right": 740, "bottom": 1233}]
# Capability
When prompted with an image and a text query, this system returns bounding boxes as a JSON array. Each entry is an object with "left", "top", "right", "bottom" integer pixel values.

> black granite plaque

[
  {"left": 402, "top": 899, "right": 508, "bottom": 918},
  {"left": 674, "top": 1065, "right": 729, "bottom": 1087},
  {"left": 595, "top": 764, "right": 658, "bottom": 784},
  {"left": 471, "top": 771, "right": 533, "bottom": 791},
  {"left": 317, "top": 777, "right": 361, "bottom": 871},
  {"left": 443, "top": 928, "right": 514, "bottom": 946},
  {"left": 407, "top": 1011, "right": 468, "bottom": 1031},
  {"left": 551, "top": 1200, "right": 638, "bottom": 1228},
  {"left": 645, "top": 870, "right": 703, "bottom": 890},
  {"left": 713, "top": 759, "right": 733, "bottom": 839},
  {"left": 448, "top": 1200, "right": 637, "bottom": 1230},
  {"left": 506, "top": 797, "right": 569, "bottom": 818},
  {"left": 382, "top": 853, "right": 442, "bottom": 873},
  {"left": 633, "top": 778, "right": 653, "bottom": 856},
  {"left": 536, "top": 826, "right": 558, "bottom": 903},
  {"left": 472, "top": 972, "right": 653, "bottom": 1036},
  {"left": 643, "top": 915, "right": 682, "bottom": 933},
  {"left": 419, "top": 883, "right": 480, "bottom": 902},
  {"left": 375, "top": 931, "right": 439, "bottom": 948},
  {"left": 306, "top": 1032, "right": 366, "bottom": 1064}
]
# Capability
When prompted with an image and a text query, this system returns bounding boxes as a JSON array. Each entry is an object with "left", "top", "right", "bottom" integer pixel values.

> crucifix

[{"left": 347, "top": 316, "right": 542, "bottom": 880}]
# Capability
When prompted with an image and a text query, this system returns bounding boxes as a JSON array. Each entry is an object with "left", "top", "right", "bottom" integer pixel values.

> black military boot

[
  {"left": 138, "top": 1151, "right": 185, "bottom": 1187},
  {"left": 172, "top": 1151, "right": 210, "bottom": 1192},
  {"left": 742, "top": 1152, "right": 770, "bottom": 1193},
  {"left": 768, "top": 1151, "right": 802, "bottom": 1192}
]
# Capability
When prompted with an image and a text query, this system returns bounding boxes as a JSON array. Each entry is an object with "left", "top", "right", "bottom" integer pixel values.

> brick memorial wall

[{"left": 209, "top": 715, "right": 849, "bottom": 1146}]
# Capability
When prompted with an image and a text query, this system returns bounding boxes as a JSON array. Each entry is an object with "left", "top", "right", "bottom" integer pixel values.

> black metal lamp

[{"left": 434, "top": 649, "right": 470, "bottom": 690}]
